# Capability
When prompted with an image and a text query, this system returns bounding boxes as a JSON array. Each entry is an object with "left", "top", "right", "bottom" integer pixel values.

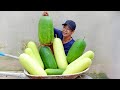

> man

[{"left": 42, "top": 11, "right": 76, "bottom": 55}]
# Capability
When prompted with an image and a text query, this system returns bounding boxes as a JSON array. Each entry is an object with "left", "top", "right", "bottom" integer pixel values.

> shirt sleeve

[
  {"left": 54, "top": 28, "right": 63, "bottom": 40},
  {"left": 63, "top": 39, "right": 75, "bottom": 56}
]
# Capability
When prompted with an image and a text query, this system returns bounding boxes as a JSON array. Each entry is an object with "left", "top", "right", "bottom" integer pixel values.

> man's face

[{"left": 62, "top": 25, "right": 74, "bottom": 37}]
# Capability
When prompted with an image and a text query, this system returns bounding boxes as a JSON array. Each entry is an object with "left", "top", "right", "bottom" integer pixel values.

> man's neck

[{"left": 62, "top": 36, "right": 72, "bottom": 44}]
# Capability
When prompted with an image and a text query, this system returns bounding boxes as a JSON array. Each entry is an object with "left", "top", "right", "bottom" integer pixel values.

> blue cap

[{"left": 62, "top": 20, "right": 76, "bottom": 30}]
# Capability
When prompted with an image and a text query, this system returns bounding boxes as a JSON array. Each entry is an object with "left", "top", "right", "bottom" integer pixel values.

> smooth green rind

[
  {"left": 39, "top": 46, "right": 58, "bottom": 69},
  {"left": 45, "top": 69, "right": 65, "bottom": 75},
  {"left": 67, "top": 39, "right": 86, "bottom": 63}
]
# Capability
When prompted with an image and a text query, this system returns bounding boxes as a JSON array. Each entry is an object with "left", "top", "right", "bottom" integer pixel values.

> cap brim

[
  {"left": 62, "top": 24, "right": 73, "bottom": 30},
  {"left": 62, "top": 23, "right": 67, "bottom": 25}
]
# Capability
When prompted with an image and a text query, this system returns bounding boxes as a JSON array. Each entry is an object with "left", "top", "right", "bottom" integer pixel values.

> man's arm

[
  {"left": 42, "top": 11, "right": 63, "bottom": 39},
  {"left": 54, "top": 28, "right": 63, "bottom": 39}
]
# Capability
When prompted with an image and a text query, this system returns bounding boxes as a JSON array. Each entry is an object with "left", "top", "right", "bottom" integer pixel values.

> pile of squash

[{"left": 18, "top": 16, "right": 95, "bottom": 76}]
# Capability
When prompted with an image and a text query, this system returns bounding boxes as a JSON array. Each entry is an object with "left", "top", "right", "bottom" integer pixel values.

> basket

[{"left": 24, "top": 68, "right": 89, "bottom": 79}]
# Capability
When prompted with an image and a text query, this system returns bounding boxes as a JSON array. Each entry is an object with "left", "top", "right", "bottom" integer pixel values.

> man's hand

[{"left": 42, "top": 11, "right": 49, "bottom": 16}]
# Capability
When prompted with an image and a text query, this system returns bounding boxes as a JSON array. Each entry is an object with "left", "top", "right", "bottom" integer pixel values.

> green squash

[
  {"left": 67, "top": 38, "right": 86, "bottom": 63},
  {"left": 38, "top": 16, "right": 54, "bottom": 45},
  {"left": 39, "top": 46, "right": 58, "bottom": 69}
]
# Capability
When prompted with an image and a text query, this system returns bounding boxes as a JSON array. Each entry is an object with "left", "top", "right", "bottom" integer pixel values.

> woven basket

[{"left": 24, "top": 68, "right": 89, "bottom": 79}]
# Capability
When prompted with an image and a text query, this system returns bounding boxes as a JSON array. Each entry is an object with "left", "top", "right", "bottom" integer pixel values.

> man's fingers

[{"left": 43, "top": 11, "right": 49, "bottom": 16}]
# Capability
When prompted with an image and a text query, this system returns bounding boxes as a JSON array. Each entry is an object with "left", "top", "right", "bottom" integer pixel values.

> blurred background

[{"left": 0, "top": 11, "right": 119, "bottom": 78}]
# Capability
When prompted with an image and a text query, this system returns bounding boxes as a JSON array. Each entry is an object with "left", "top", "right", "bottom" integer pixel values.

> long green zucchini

[{"left": 39, "top": 46, "right": 58, "bottom": 69}]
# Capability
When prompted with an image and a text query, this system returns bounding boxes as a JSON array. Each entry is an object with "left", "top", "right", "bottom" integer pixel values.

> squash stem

[
  {"left": 83, "top": 36, "right": 85, "bottom": 40},
  {"left": 55, "top": 34, "right": 57, "bottom": 38},
  {"left": 23, "top": 43, "right": 27, "bottom": 48},
  {"left": 17, "top": 51, "right": 21, "bottom": 56},
  {"left": 93, "top": 50, "right": 95, "bottom": 53}
]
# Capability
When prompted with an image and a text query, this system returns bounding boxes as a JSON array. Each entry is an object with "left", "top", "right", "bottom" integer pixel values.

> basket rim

[{"left": 24, "top": 67, "right": 89, "bottom": 77}]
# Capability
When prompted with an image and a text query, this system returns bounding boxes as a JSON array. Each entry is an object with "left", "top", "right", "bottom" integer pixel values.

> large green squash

[
  {"left": 39, "top": 46, "right": 58, "bottom": 69},
  {"left": 38, "top": 16, "right": 54, "bottom": 45},
  {"left": 67, "top": 38, "right": 86, "bottom": 64}
]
